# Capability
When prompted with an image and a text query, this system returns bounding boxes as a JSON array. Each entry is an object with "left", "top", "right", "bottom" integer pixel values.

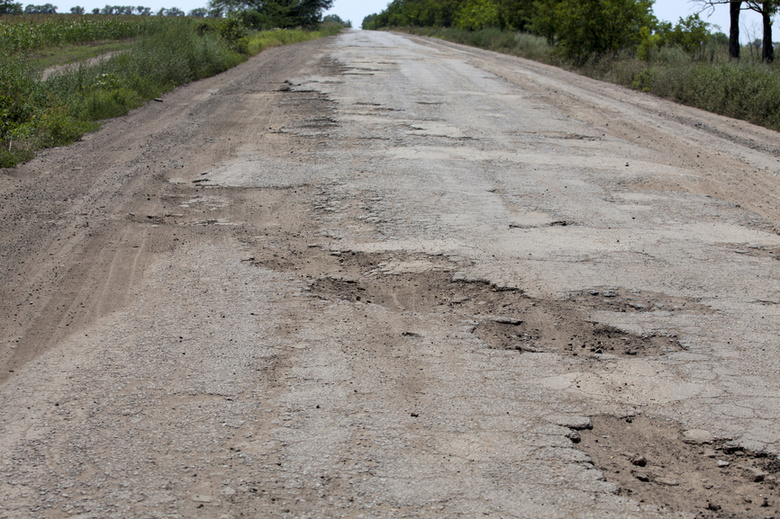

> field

[{"left": 0, "top": 14, "right": 156, "bottom": 53}]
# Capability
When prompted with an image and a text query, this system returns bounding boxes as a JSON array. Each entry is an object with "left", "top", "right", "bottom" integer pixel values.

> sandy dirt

[{"left": 1, "top": 30, "right": 779, "bottom": 517}]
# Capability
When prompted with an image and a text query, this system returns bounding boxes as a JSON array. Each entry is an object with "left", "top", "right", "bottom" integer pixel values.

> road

[{"left": 1, "top": 30, "right": 779, "bottom": 518}]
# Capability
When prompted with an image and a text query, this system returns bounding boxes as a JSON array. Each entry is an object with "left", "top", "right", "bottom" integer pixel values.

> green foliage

[
  {"left": 454, "top": 0, "right": 501, "bottom": 31},
  {"left": 532, "top": 0, "right": 656, "bottom": 63},
  {"left": 208, "top": 0, "right": 333, "bottom": 28},
  {"left": 218, "top": 15, "right": 248, "bottom": 53},
  {"left": 322, "top": 13, "right": 350, "bottom": 28},
  {"left": 0, "top": 1, "right": 23, "bottom": 15}
]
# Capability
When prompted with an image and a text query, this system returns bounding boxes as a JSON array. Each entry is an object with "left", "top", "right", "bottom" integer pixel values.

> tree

[
  {"left": 189, "top": 7, "right": 208, "bottom": 16},
  {"left": 531, "top": 0, "right": 656, "bottom": 63},
  {"left": 208, "top": 0, "right": 334, "bottom": 27},
  {"left": 730, "top": 0, "right": 742, "bottom": 58},
  {"left": 745, "top": 1, "right": 777, "bottom": 62},
  {"left": 454, "top": 0, "right": 502, "bottom": 30},
  {"left": 696, "top": 0, "right": 778, "bottom": 61},
  {"left": 323, "top": 13, "right": 351, "bottom": 27},
  {"left": 0, "top": 1, "right": 23, "bottom": 13},
  {"left": 70, "top": 5, "right": 84, "bottom": 13},
  {"left": 666, "top": 14, "right": 711, "bottom": 55},
  {"left": 697, "top": 0, "right": 743, "bottom": 59},
  {"left": 24, "top": 3, "right": 57, "bottom": 12}
]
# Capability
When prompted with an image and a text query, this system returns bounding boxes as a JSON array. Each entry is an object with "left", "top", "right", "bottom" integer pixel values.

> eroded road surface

[{"left": 1, "top": 30, "right": 779, "bottom": 518}]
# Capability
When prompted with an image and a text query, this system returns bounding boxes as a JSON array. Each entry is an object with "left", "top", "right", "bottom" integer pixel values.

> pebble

[
  {"left": 683, "top": 429, "right": 714, "bottom": 445},
  {"left": 742, "top": 466, "right": 766, "bottom": 482},
  {"left": 716, "top": 460, "right": 730, "bottom": 468}
]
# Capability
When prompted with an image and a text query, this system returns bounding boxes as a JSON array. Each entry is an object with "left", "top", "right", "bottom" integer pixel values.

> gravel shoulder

[{"left": 0, "top": 31, "right": 778, "bottom": 517}]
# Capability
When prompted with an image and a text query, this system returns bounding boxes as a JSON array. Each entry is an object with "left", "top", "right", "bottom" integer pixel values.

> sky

[{"left": 44, "top": 0, "right": 778, "bottom": 44}]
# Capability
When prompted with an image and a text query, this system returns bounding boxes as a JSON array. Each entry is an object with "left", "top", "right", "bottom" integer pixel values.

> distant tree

[
  {"left": 70, "top": 5, "right": 84, "bottom": 13},
  {"left": 189, "top": 7, "right": 208, "bottom": 16},
  {"left": 322, "top": 13, "right": 350, "bottom": 26},
  {"left": 362, "top": 12, "right": 377, "bottom": 29},
  {"left": 208, "top": 0, "right": 333, "bottom": 27},
  {"left": 166, "top": 6, "right": 185, "bottom": 15},
  {"left": 91, "top": 7, "right": 99, "bottom": 13},
  {"left": 137, "top": 6, "right": 151, "bottom": 15},
  {"left": 24, "top": 3, "right": 57, "bottom": 13},
  {"left": 100, "top": 4, "right": 114, "bottom": 13},
  {"left": 0, "top": 0, "right": 23, "bottom": 13}
]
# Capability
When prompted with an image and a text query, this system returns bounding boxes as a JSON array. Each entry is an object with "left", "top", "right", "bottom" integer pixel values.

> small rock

[
  {"left": 551, "top": 415, "right": 593, "bottom": 431},
  {"left": 566, "top": 430, "right": 581, "bottom": 443},
  {"left": 683, "top": 429, "right": 715, "bottom": 445},
  {"left": 634, "top": 472, "right": 650, "bottom": 482},
  {"left": 742, "top": 466, "right": 766, "bottom": 482},
  {"left": 192, "top": 495, "right": 213, "bottom": 503},
  {"left": 602, "top": 290, "right": 618, "bottom": 298},
  {"left": 716, "top": 460, "right": 730, "bottom": 468},
  {"left": 491, "top": 316, "right": 523, "bottom": 325},
  {"left": 630, "top": 455, "right": 647, "bottom": 467},
  {"left": 655, "top": 477, "right": 679, "bottom": 486},
  {"left": 706, "top": 502, "right": 721, "bottom": 512}
]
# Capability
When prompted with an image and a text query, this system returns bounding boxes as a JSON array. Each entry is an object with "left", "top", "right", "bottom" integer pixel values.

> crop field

[{"left": 0, "top": 14, "right": 161, "bottom": 54}]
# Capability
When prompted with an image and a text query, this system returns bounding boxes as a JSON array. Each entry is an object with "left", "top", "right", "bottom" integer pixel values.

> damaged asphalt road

[{"left": 0, "top": 30, "right": 778, "bottom": 517}]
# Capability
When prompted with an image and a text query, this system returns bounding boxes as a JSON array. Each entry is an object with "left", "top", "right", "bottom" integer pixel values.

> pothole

[
  {"left": 567, "top": 287, "right": 710, "bottom": 314},
  {"left": 309, "top": 251, "right": 686, "bottom": 358},
  {"left": 578, "top": 415, "right": 779, "bottom": 518}
]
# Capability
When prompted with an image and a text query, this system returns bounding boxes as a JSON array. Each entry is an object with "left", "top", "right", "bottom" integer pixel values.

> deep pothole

[
  {"left": 578, "top": 414, "right": 779, "bottom": 518},
  {"left": 309, "top": 251, "right": 686, "bottom": 358}
]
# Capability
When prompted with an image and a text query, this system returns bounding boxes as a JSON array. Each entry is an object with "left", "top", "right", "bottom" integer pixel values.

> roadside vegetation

[
  {"left": 0, "top": 0, "right": 345, "bottom": 168},
  {"left": 364, "top": 0, "right": 780, "bottom": 134}
]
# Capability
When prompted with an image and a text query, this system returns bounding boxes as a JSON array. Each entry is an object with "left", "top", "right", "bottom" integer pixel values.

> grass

[
  {"left": 399, "top": 26, "right": 780, "bottom": 134},
  {"left": 31, "top": 39, "right": 136, "bottom": 69}
]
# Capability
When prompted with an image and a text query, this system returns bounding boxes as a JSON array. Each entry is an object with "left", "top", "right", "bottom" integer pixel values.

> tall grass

[{"left": 399, "top": 26, "right": 780, "bottom": 133}]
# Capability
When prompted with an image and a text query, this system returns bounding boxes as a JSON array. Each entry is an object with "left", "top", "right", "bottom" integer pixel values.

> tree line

[
  {"left": 1, "top": 0, "right": 338, "bottom": 24},
  {"left": 363, "top": 0, "right": 778, "bottom": 63}
]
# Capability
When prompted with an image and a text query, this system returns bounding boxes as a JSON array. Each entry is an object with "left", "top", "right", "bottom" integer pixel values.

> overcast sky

[{"left": 47, "top": 0, "right": 777, "bottom": 44}]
